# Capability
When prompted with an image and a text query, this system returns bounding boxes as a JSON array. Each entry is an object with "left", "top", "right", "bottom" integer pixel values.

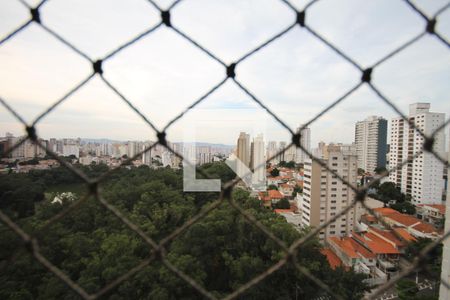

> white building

[
  {"left": 389, "top": 103, "right": 445, "bottom": 205},
  {"left": 354, "top": 116, "right": 387, "bottom": 173},
  {"left": 251, "top": 134, "right": 266, "bottom": 187},
  {"left": 296, "top": 125, "right": 311, "bottom": 164},
  {"left": 62, "top": 144, "right": 79, "bottom": 158},
  {"left": 267, "top": 141, "right": 279, "bottom": 164},
  {"left": 300, "top": 144, "right": 360, "bottom": 242}
]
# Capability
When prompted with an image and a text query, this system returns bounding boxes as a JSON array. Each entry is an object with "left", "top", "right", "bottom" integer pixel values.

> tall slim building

[
  {"left": 236, "top": 132, "right": 250, "bottom": 167},
  {"left": 389, "top": 103, "right": 445, "bottom": 204},
  {"left": 251, "top": 134, "right": 266, "bottom": 187},
  {"left": 296, "top": 125, "right": 311, "bottom": 163},
  {"left": 266, "top": 141, "right": 279, "bottom": 164},
  {"left": 354, "top": 116, "right": 388, "bottom": 173},
  {"left": 299, "top": 144, "right": 360, "bottom": 241}
]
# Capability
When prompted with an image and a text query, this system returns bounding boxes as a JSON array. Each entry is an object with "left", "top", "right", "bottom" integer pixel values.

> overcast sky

[{"left": 1, "top": 0, "right": 449, "bottom": 147}]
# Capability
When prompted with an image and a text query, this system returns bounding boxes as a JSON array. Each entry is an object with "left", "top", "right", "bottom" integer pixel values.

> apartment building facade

[
  {"left": 300, "top": 144, "right": 359, "bottom": 241},
  {"left": 389, "top": 103, "right": 445, "bottom": 204},
  {"left": 355, "top": 116, "right": 387, "bottom": 173}
]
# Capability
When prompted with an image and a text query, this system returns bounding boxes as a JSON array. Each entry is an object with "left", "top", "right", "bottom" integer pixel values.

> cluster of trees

[
  {"left": 369, "top": 182, "right": 416, "bottom": 215},
  {"left": 1, "top": 163, "right": 370, "bottom": 299}
]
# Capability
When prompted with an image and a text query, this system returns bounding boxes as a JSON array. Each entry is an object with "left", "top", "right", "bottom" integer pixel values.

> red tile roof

[
  {"left": 393, "top": 227, "right": 416, "bottom": 242},
  {"left": 352, "top": 232, "right": 400, "bottom": 255},
  {"left": 329, "top": 236, "right": 376, "bottom": 259},
  {"left": 387, "top": 213, "right": 421, "bottom": 227},
  {"left": 412, "top": 222, "right": 437, "bottom": 234},
  {"left": 373, "top": 207, "right": 399, "bottom": 216},
  {"left": 274, "top": 208, "right": 294, "bottom": 214},
  {"left": 321, "top": 248, "right": 343, "bottom": 270},
  {"left": 368, "top": 227, "right": 405, "bottom": 248},
  {"left": 268, "top": 189, "right": 284, "bottom": 199}
]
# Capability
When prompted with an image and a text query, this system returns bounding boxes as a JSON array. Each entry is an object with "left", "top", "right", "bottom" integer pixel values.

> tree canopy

[{"left": 0, "top": 164, "right": 370, "bottom": 299}]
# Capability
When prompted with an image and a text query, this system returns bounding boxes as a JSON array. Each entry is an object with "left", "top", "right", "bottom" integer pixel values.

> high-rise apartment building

[
  {"left": 237, "top": 132, "right": 250, "bottom": 167},
  {"left": 266, "top": 141, "right": 279, "bottom": 164},
  {"left": 296, "top": 125, "right": 311, "bottom": 163},
  {"left": 354, "top": 116, "right": 388, "bottom": 173},
  {"left": 251, "top": 134, "right": 266, "bottom": 187},
  {"left": 389, "top": 103, "right": 445, "bottom": 204},
  {"left": 299, "top": 144, "right": 359, "bottom": 241}
]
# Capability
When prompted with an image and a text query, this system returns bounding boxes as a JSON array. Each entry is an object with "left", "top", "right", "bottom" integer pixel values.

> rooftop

[
  {"left": 321, "top": 248, "right": 343, "bottom": 270},
  {"left": 352, "top": 232, "right": 400, "bottom": 255},
  {"left": 328, "top": 236, "right": 376, "bottom": 259}
]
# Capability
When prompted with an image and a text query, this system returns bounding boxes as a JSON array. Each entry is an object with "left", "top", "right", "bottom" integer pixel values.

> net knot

[{"left": 161, "top": 11, "right": 171, "bottom": 27}]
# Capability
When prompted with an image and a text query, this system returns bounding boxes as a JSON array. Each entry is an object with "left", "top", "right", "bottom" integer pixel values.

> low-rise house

[
  {"left": 321, "top": 248, "right": 344, "bottom": 270},
  {"left": 416, "top": 204, "right": 446, "bottom": 228},
  {"left": 373, "top": 207, "right": 439, "bottom": 240},
  {"left": 258, "top": 190, "right": 284, "bottom": 207},
  {"left": 274, "top": 208, "right": 302, "bottom": 228},
  {"left": 279, "top": 183, "right": 294, "bottom": 197}
]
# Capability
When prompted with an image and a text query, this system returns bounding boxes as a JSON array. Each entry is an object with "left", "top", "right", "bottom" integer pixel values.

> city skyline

[{"left": 1, "top": 0, "right": 449, "bottom": 146}]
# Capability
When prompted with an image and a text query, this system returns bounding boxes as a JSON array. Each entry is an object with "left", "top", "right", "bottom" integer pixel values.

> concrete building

[
  {"left": 251, "top": 134, "right": 266, "bottom": 187},
  {"left": 296, "top": 125, "right": 311, "bottom": 163},
  {"left": 439, "top": 139, "right": 450, "bottom": 299},
  {"left": 389, "top": 103, "right": 445, "bottom": 204},
  {"left": 266, "top": 141, "right": 279, "bottom": 164},
  {"left": 354, "top": 116, "right": 387, "bottom": 173},
  {"left": 299, "top": 144, "right": 359, "bottom": 241},
  {"left": 236, "top": 132, "right": 250, "bottom": 167}
]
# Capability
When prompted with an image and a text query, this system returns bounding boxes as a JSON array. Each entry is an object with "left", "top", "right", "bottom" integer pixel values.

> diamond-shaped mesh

[{"left": 0, "top": 0, "right": 449, "bottom": 299}]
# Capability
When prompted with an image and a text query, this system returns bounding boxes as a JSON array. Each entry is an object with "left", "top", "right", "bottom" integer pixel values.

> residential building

[
  {"left": 354, "top": 116, "right": 387, "bottom": 173},
  {"left": 373, "top": 207, "right": 439, "bottom": 239},
  {"left": 236, "top": 132, "right": 250, "bottom": 167},
  {"left": 266, "top": 141, "right": 279, "bottom": 164},
  {"left": 389, "top": 103, "right": 445, "bottom": 204},
  {"left": 296, "top": 125, "right": 311, "bottom": 163},
  {"left": 299, "top": 144, "right": 360, "bottom": 241},
  {"left": 416, "top": 204, "right": 446, "bottom": 228},
  {"left": 251, "top": 134, "right": 266, "bottom": 187}
]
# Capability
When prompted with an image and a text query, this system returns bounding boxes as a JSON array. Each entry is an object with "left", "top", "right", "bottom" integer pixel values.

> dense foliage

[{"left": 0, "top": 163, "right": 369, "bottom": 299}]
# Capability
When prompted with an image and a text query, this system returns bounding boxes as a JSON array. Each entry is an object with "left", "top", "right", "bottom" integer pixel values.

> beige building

[
  {"left": 300, "top": 144, "right": 359, "bottom": 241},
  {"left": 237, "top": 132, "right": 250, "bottom": 167}
]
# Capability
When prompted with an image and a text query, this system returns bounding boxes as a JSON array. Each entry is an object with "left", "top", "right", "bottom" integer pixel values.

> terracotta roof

[
  {"left": 352, "top": 232, "right": 400, "bottom": 254},
  {"left": 362, "top": 214, "right": 377, "bottom": 222},
  {"left": 393, "top": 227, "right": 416, "bottom": 242},
  {"left": 258, "top": 192, "right": 271, "bottom": 202},
  {"left": 274, "top": 208, "right": 294, "bottom": 214},
  {"left": 328, "top": 236, "right": 376, "bottom": 259},
  {"left": 279, "top": 183, "right": 292, "bottom": 189},
  {"left": 321, "top": 248, "right": 343, "bottom": 270},
  {"left": 412, "top": 222, "right": 436, "bottom": 234},
  {"left": 368, "top": 227, "right": 405, "bottom": 248},
  {"left": 268, "top": 189, "right": 284, "bottom": 199},
  {"left": 386, "top": 213, "right": 421, "bottom": 227},
  {"left": 373, "top": 207, "right": 399, "bottom": 216}
]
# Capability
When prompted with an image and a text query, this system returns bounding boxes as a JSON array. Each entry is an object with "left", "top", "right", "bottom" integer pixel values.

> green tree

[
  {"left": 267, "top": 184, "right": 278, "bottom": 190},
  {"left": 270, "top": 168, "right": 280, "bottom": 177},
  {"left": 391, "top": 201, "right": 416, "bottom": 215},
  {"left": 273, "top": 198, "right": 290, "bottom": 209},
  {"left": 374, "top": 166, "right": 387, "bottom": 175},
  {"left": 285, "top": 161, "right": 296, "bottom": 169},
  {"left": 293, "top": 185, "right": 302, "bottom": 197},
  {"left": 396, "top": 279, "right": 418, "bottom": 300}
]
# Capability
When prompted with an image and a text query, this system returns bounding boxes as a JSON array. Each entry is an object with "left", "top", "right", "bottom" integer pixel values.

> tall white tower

[
  {"left": 354, "top": 116, "right": 388, "bottom": 173},
  {"left": 251, "top": 134, "right": 266, "bottom": 187},
  {"left": 389, "top": 103, "right": 445, "bottom": 205},
  {"left": 296, "top": 125, "right": 311, "bottom": 164}
]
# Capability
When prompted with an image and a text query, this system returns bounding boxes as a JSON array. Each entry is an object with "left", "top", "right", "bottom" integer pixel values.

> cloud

[{"left": 0, "top": 0, "right": 449, "bottom": 148}]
